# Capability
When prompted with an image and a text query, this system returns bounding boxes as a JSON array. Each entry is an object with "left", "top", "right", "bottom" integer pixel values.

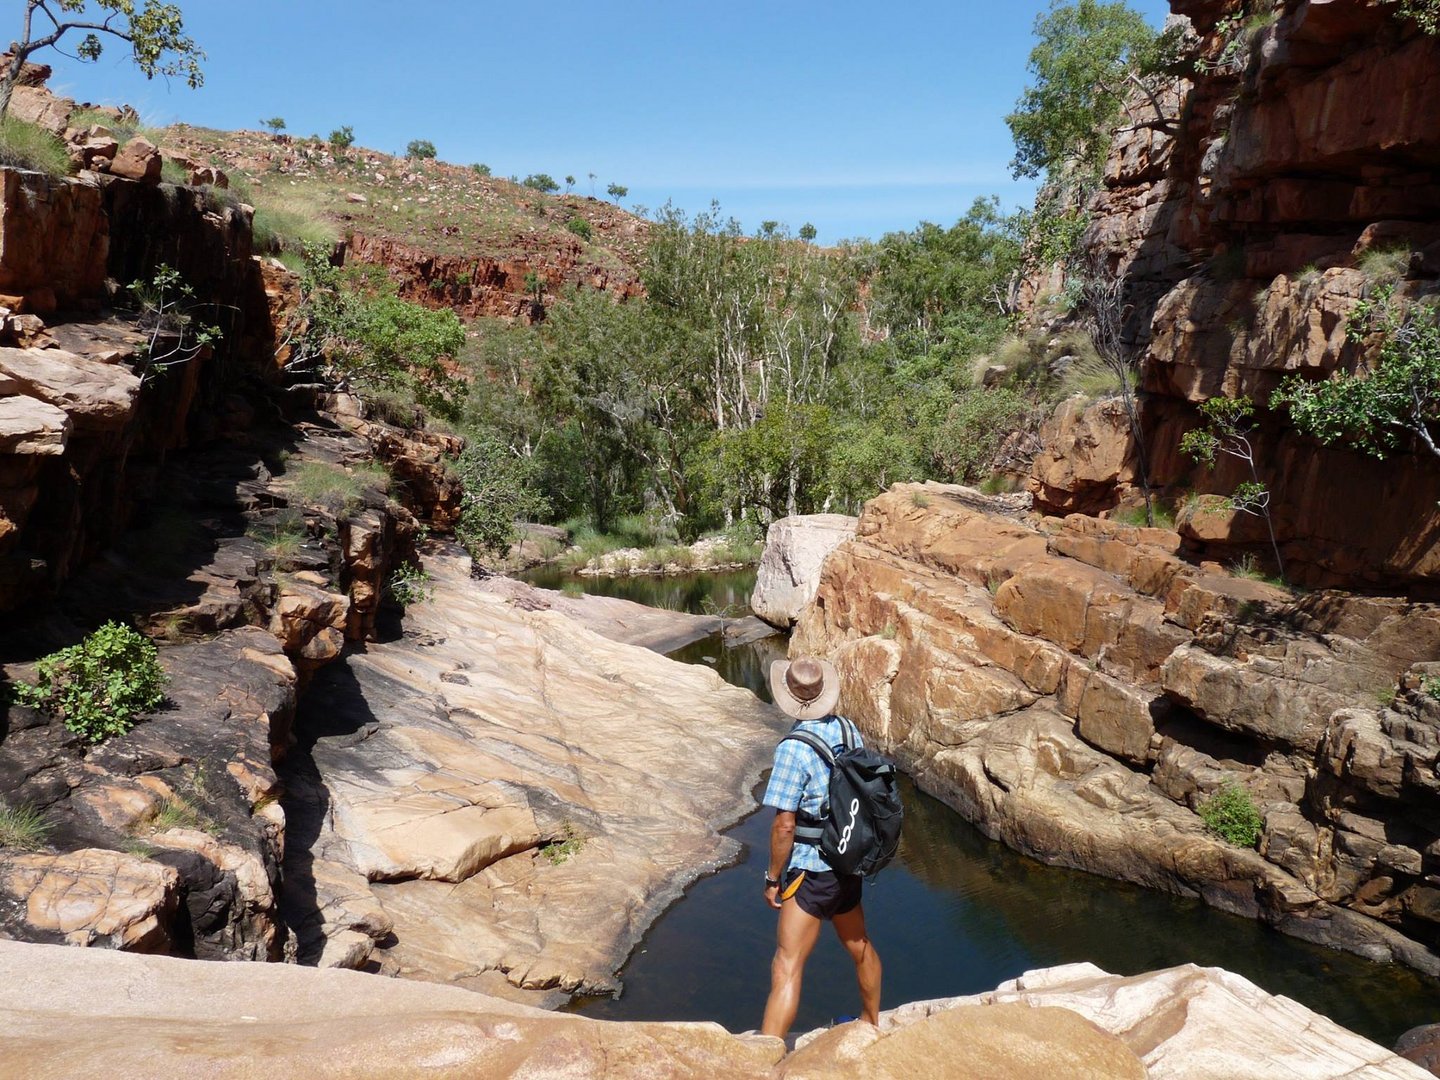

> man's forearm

[{"left": 768, "top": 811, "right": 796, "bottom": 880}]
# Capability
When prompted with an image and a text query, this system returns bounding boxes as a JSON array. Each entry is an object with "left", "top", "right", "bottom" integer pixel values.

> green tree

[
  {"left": 284, "top": 247, "right": 466, "bottom": 418},
  {"left": 260, "top": 116, "right": 286, "bottom": 135},
  {"left": 1006, "top": 0, "right": 1166, "bottom": 181},
  {"left": 799, "top": 223, "right": 818, "bottom": 243},
  {"left": 564, "top": 174, "right": 575, "bottom": 192},
  {"left": 523, "top": 173, "right": 559, "bottom": 193},
  {"left": 471, "top": 162, "right": 491, "bottom": 177},
  {"left": 1, "top": 0, "right": 204, "bottom": 117},
  {"left": 329, "top": 125, "right": 354, "bottom": 150},
  {"left": 1179, "top": 396, "right": 1286, "bottom": 584},
  {"left": 866, "top": 197, "right": 1022, "bottom": 366},
  {"left": 406, "top": 138, "right": 437, "bottom": 159},
  {"left": 453, "top": 434, "right": 548, "bottom": 558},
  {"left": 606, "top": 182, "right": 628, "bottom": 201},
  {"left": 1381, "top": 0, "right": 1440, "bottom": 34},
  {"left": 1273, "top": 292, "right": 1440, "bottom": 463}
]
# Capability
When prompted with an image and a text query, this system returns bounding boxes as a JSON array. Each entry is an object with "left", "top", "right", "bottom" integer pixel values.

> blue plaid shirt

[{"left": 762, "top": 715, "right": 859, "bottom": 874}]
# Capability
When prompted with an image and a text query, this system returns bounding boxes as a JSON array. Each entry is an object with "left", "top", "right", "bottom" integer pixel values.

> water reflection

[{"left": 542, "top": 567, "right": 1440, "bottom": 1046}]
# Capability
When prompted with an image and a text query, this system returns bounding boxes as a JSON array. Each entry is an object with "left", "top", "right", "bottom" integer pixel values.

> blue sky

[{"left": 41, "top": 0, "right": 1171, "bottom": 243}]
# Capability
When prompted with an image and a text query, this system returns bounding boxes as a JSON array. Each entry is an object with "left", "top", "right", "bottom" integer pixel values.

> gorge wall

[
  {"left": 1030, "top": 0, "right": 1440, "bottom": 595},
  {"left": 793, "top": 484, "right": 1440, "bottom": 975}
]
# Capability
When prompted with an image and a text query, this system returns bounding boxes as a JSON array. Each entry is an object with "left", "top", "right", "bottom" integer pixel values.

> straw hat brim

[{"left": 769, "top": 658, "right": 841, "bottom": 721}]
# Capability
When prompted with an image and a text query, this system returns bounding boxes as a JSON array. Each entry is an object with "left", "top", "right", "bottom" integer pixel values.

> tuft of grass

[
  {"left": 0, "top": 116, "right": 72, "bottom": 178},
  {"left": 541, "top": 822, "right": 586, "bottom": 865},
  {"left": 1112, "top": 502, "right": 1176, "bottom": 529},
  {"left": 980, "top": 473, "right": 1021, "bottom": 496},
  {"left": 246, "top": 510, "right": 309, "bottom": 570},
  {"left": 285, "top": 460, "right": 388, "bottom": 517},
  {"left": 1376, "top": 686, "right": 1397, "bottom": 707},
  {"left": 1197, "top": 782, "right": 1263, "bottom": 848},
  {"left": 160, "top": 158, "right": 189, "bottom": 186},
  {"left": 910, "top": 491, "right": 932, "bottom": 509},
  {"left": 0, "top": 801, "right": 50, "bottom": 851},
  {"left": 1357, "top": 244, "right": 1410, "bottom": 288},
  {"left": 880, "top": 622, "right": 897, "bottom": 641},
  {"left": 1229, "top": 552, "right": 1265, "bottom": 580},
  {"left": 68, "top": 108, "right": 139, "bottom": 143},
  {"left": 253, "top": 203, "right": 340, "bottom": 255},
  {"left": 1423, "top": 675, "right": 1440, "bottom": 701}
]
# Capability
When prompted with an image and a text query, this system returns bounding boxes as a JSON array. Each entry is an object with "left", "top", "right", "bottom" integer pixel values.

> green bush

[
  {"left": 0, "top": 801, "right": 50, "bottom": 851},
  {"left": 329, "top": 125, "right": 355, "bottom": 150},
  {"left": 406, "top": 138, "right": 437, "bottom": 160},
  {"left": 387, "top": 562, "right": 433, "bottom": 606},
  {"left": 566, "top": 215, "right": 592, "bottom": 241},
  {"left": 523, "top": 173, "right": 559, "bottom": 193},
  {"left": 1197, "top": 782, "right": 1264, "bottom": 848},
  {"left": 12, "top": 622, "right": 167, "bottom": 744},
  {"left": 0, "top": 115, "right": 72, "bottom": 178}
]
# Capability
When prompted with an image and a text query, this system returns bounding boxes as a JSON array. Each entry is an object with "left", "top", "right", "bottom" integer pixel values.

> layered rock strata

[
  {"left": 1027, "top": 0, "right": 1440, "bottom": 593},
  {"left": 280, "top": 550, "right": 786, "bottom": 1001},
  {"left": 792, "top": 483, "right": 1440, "bottom": 973},
  {"left": 0, "top": 939, "right": 1428, "bottom": 1079}
]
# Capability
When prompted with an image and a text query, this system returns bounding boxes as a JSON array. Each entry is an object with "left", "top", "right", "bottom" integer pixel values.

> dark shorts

[{"left": 783, "top": 868, "right": 862, "bottom": 920}]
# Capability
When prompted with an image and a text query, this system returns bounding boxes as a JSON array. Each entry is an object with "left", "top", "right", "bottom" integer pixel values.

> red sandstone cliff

[{"left": 1030, "top": 0, "right": 1440, "bottom": 595}]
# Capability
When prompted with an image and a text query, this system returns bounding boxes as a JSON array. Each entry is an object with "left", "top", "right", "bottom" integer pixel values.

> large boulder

[
  {"left": 109, "top": 137, "right": 162, "bottom": 184},
  {"left": 751, "top": 513, "right": 857, "bottom": 628}
]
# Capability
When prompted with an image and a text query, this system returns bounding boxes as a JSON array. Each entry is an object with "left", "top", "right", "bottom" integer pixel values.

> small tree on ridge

[{"left": 1, "top": 0, "right": 205, "bottom": 117}]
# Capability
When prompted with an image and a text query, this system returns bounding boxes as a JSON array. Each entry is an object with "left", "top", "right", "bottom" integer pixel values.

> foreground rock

[
  {"left": 281, "top": 550, "right": 786, "bottom": 1002},
  {"left": 751, "top": 514, "right": 857, "bottom": 629},
  {"left": 0, "top": 940, "right": 1426, "bottom": 1079},
  {"left": 793, "top": 483, "right": 1440, "bottom": 975}
]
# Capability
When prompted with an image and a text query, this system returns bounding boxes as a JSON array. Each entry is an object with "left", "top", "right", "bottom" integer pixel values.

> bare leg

[
  {"left": 832, "top": 902, "right": 881, "bottom": 1026},
  {"left": 761, "top": 896, "right": 823, "bottom": 1037}
]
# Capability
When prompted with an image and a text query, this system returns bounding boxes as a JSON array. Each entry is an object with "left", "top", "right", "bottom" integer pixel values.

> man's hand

[{"left": 764, "top": 881, "right": 782, "bottom": 910}]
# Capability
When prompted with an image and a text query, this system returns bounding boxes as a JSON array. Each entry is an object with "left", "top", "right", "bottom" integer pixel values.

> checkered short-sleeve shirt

[{"left": 762, "top": 715, "right": 857, "bottom": 874}]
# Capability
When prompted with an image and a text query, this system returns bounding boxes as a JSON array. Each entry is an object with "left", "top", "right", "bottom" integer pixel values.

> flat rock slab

[
  {"left": 284, "top": 553, "right": 787, "bottom": 1000},
  {"left": 0, "top": 394, "right": 68, "bottom": 454},
  {"left": 0, "top": 346, "right": 139, "bottom": 433},
  {"left": 0, "top": 942, "right": 1422, "bottom": 1080},
  {"left": 475, "top": 573, "right": 723, "bottom": 653}
]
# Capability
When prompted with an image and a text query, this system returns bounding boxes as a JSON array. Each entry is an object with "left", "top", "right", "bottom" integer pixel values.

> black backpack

[{"left": 783, "top": 718, "right": 903, "bottom": 878}]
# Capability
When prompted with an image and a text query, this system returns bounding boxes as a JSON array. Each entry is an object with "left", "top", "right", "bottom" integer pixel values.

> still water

[{"left": 536, "top": 567, "right": 1440, "bottom": 1045}]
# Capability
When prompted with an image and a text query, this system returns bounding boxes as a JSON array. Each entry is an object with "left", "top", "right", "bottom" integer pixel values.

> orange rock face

[
  {"left": 791, "top": 484, "right": 1440, "bottom": 975},
  {"left": 1027, "top": 5, "right": 1440, "bottom": 595}
]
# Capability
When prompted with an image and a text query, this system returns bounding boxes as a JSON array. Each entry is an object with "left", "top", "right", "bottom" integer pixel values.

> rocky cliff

[
  {"left": 792, "top": 484, "right": 1440, "bottom": 975},
  {"left": 1029, "top": 0, "right": 1440, "bottom": 595}
]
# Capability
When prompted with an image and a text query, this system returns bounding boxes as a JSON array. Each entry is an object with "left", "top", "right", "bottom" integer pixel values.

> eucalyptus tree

[{"left": 1, "top": 0, "right": 204, "bottom": 117}]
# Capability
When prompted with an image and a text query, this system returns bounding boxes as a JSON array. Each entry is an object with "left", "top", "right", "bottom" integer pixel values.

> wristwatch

[{"left": 764, "top": 873, "right": 781, "bottom": 888}]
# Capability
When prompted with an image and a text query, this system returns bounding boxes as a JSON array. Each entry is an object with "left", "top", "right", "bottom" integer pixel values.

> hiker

[{"left": 760, "top": 656, "right": 883, "bottom": 1038}]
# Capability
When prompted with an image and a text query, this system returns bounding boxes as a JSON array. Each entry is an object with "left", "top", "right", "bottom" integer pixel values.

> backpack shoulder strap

[
  {"left": 840, "top": 717, "right": 863, "bottom": 751},
  {"left": 781, "top": 727, "right": 835, "bottom": 767}
]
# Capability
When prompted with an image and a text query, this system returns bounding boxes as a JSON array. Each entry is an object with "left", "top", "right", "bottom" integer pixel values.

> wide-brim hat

[{"left": 770, "top": 657, "right": 841, "bottom": 721}]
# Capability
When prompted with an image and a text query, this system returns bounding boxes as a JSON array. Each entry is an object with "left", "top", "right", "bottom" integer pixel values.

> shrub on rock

[{"left": 11, "top": 621, "right": 167, "bottom": 743}]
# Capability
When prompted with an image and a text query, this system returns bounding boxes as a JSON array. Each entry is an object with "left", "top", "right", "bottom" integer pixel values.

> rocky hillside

[
  {"left": 1030, "top": 0, "right": 1440, "bottom": 595},
  {"left": 157, "top": 124, "right": 648, "bottom": 319}
]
